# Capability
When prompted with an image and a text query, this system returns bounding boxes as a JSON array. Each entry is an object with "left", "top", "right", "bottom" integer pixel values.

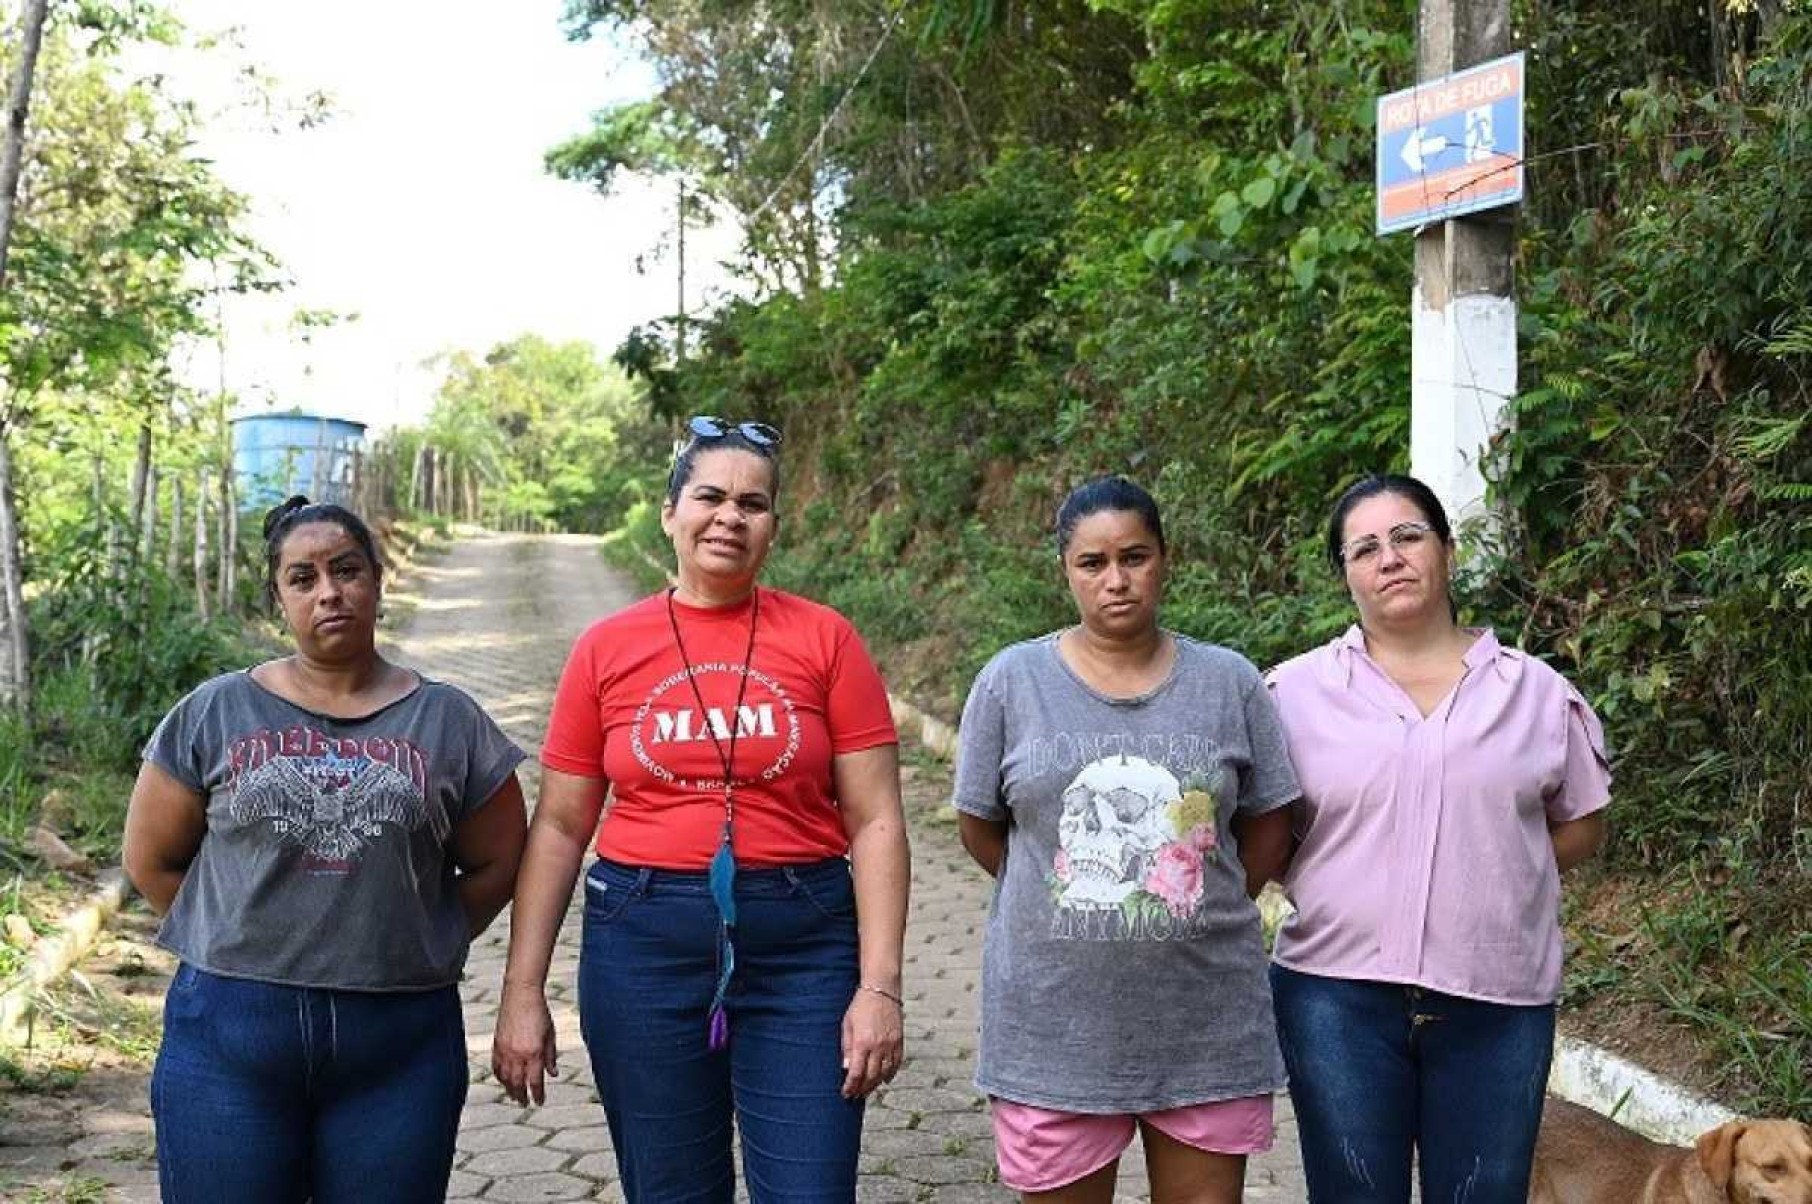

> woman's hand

[
  {"left": 1232, "top": 805, "right": 1294, "bottom": 898},
  {"left": 492, "top": 981, "right": 559, "bottom": 1105},
  {"left": 840, "top": 987, "right": 906, "bottom": 1099},
  {"left": 833, "top": 743, "right": 910, "bottom": 1099},
  {"left": 957, "top": 813, "right": 1008, "bottom": 878},
  {"left": 491, "top": 767, "right": 604, "bottom": 1106}
]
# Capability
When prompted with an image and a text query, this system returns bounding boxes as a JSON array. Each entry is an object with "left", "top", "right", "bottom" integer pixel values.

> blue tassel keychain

[{"left": 706, "top": 824, "right": 737, "bottom": 1050}]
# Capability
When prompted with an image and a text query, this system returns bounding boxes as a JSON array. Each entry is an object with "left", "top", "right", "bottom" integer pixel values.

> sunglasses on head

[{"left": 686, "top": 415, "right": 782, "bottom": 449}]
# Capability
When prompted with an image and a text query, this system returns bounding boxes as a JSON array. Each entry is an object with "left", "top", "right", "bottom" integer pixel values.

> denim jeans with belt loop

[
  {"left": 1270, "top": 963, "right": 1556, "bottom": 1204},
  {"left": 151, "top": 963, "right": 468, "bottom": 1203},
  {"left": 578, "top": 856, "right": 864, "bottom": 1203}
]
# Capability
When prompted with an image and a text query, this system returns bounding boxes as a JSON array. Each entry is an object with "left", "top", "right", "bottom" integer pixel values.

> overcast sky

[{"left": 161, "top": 1, "right": 740, "bottom": 432}]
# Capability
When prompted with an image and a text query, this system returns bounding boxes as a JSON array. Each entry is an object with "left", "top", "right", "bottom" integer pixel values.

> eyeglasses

[
  {"left": 1340, "top": 521, "right": 1435, "bottom": 567},
  {"left": 686, "top": 415, "right": 782, "bottom": 449}
]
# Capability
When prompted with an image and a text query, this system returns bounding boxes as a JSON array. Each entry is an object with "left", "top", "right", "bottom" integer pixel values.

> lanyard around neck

[{"left": 664, "top": 587, "right": 760, "bottom": 828}]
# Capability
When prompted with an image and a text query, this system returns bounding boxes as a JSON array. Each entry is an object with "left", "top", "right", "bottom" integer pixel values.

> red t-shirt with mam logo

[{"left": 541, "top": 587, "right": 899, "bottom": 869}]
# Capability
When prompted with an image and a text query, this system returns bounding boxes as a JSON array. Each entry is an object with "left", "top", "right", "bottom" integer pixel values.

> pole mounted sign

[{"left": 1376, "top": 50, "right": 1524, "bottom": 235}]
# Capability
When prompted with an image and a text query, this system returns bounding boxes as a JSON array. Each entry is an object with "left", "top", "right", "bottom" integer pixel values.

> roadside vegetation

[{"left": 554, "top": 1, "right": 1811, "bottom": 1116}]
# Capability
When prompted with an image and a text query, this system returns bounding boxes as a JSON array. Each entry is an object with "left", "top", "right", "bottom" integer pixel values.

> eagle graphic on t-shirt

[{"left": 230, "top": 746, "right": 445, "bottom": 864}]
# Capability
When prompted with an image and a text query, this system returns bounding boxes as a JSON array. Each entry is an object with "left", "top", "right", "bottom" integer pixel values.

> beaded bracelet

[{"left": 858, "top": 983, "right": 905, "bottom": 1009}]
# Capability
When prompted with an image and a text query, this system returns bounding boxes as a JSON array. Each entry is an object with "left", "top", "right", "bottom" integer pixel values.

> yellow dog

[{"left": 1530, "top": 1097, "right": 1812, "bottom": 1204}]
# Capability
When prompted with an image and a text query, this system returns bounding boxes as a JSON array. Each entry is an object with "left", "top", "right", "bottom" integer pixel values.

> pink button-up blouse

[{"left": 1265, "top": 626, "right": 1611, "bottom": 1005}]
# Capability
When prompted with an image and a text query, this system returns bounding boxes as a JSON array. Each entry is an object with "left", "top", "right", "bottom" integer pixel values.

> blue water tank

[{"left": 231, "top": 412, "right": 368, "bottom": 510}]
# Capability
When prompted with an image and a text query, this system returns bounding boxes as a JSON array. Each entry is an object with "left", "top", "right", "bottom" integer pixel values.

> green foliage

[
  {"left": 546, "top": 99, "right": 712, "bottom": 200},
  {"left": 29, "top": 513, "right": 255, "bottom": 743},
  {"left": 1, "top": 6, "right": 278, "bottom": 737},
  {"left": 0, "top": 650, "right": 249, "bottom": 873},
  {"left": 599, "top": 493, "right": 672, "bottom": 592},
  {"left": 1496, "top": 18, "right": 1812, "bottom": 874},
  {"left": 411, "top": 335, "right": 663, "bottom": 532},
  {"left": 0, "top": 708, "right": 32, "bottom": 872},
  {"left": 1, "top": 493, "right": 261, "bottom": 868},
  {"left": 1, "top": 32, "right": 266, "bottom": 402},
  {"left": 580, "top": 0, "right": 1812, "bottom": 1112},
  {"left": 1566, "top": 869, "right": 1812, "bottom": 1115}
]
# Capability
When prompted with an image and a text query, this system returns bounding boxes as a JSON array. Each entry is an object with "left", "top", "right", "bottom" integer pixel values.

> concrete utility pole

[{"left": 1411, "top": 0, "right": 1515, "bottom": 542}]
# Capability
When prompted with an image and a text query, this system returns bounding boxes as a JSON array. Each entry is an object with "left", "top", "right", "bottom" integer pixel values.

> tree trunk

[
  {"left": 0, "top": 0, "right": 53, "bottom": 711},
  {"left": 0, "top": 0, "right": 52, "bottom": 293},
  {"left": 676, "top": 179, "right": 687, "bottom": 364},
  {"left": 97, "top": 453, "right": 123, "bottom": 580},
  {"left": 167, "top": 478, "right": 184, "bottom": 577},
  {"left": 411, "top": 440, "right": 429, "bottom": 512},
  {"left": 216, "top": 436, "right": 236, "bottom": 612},
  {"left": 128, "top": 421, "right": 152, "bottom": 562},
  {"left": 193, "top": 467, "right": 211, "bottom": 621},
  {"left": 310, "top": 419, "right": 328, "bottom": 499},
  {"left": 141, "top": 464, "right": 158, "bottom": 565},
  {"left": 217, "top": 473, "right": 237, "bottom": 612},
  {"left": 0, "top": 433, "right": 30, "bottom": 709}
]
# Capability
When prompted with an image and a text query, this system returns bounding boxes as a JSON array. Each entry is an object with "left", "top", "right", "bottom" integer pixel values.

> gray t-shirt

[
  {"left": 144, "top": 670, "right": 525, "bottom": 991},
  {"left": 952, "top": 633, "right": 1300, "bottom": 1112}
]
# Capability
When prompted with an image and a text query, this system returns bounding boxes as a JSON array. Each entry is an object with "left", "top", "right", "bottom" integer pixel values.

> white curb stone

[{"left": 1549, "top": 1034, "right": 1738, "bottom": 1145}]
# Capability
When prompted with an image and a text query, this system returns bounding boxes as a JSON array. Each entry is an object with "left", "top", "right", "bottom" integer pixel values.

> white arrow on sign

[{"left": 1401, "top": 127, "right": 1450, "bottom": 173}]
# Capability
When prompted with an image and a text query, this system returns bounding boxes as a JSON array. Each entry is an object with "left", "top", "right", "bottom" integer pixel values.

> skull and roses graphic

[{"left": 1050, "top": 753, "right": 1221, "bottom": 925}]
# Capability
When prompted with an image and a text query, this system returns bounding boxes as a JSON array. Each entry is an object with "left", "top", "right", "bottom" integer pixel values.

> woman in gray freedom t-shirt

[
  {"left": 952, "top": 478, "right": 1299, "bottom": 1201},
  {"left": 123, "top": 498, "right": 528, "bottom": 1204}
]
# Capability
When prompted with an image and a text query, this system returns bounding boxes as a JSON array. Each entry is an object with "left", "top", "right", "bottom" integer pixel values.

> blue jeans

[
  {"left": 578, "top": 857, "right": 864, "bottom": 1203},
  {"left": 1271, "top": 965, "right": 1555, "bottom": 1203},
  {"left": 151, "top": 964, "right": 467, "bottom": 1203}
]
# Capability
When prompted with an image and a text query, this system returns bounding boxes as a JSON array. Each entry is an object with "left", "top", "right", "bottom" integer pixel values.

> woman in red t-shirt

[{"left": 492, "top": 417, "right": 909, "bottom": 1201}]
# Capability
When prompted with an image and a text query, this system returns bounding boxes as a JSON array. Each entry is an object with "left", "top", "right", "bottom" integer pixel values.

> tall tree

[
  {"left": 547, "top": 100, "right": 711, "bottom": 359},
  {"left": 0, "top": 0, "right": 52, "bottom": 707}
]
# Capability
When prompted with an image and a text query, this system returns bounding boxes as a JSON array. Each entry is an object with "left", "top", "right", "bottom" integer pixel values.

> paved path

[
  {"left": 0, "top": 531, "right": 1307, "bottom": 1201},
  {"left": 400, "top": 533, "right": 1307, "bottom": 1203}
]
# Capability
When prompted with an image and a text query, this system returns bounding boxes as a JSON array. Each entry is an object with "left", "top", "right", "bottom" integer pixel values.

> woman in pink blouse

[{"left": 1265, "top": 474, "right": 1611, "bottom": 1204}]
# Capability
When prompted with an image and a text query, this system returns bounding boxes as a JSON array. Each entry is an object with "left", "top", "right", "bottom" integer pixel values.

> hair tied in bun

[{"left": 262, "top": 495, "right": 312, "bottom": 541}]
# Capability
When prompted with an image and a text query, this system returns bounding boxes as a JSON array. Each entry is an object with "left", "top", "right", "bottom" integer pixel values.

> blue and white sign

[{"left": 1377, "top": 51, "right": 1525, "bottom": 235}]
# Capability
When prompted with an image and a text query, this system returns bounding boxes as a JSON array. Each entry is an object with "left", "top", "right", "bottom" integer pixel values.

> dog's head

[{"left": 1696, "top": 1117, "right": 1812, "bottom": 1204}]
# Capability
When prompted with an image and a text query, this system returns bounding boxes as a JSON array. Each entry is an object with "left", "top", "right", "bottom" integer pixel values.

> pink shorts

[{"left": 990, "top": 1095, "right": 1275, "bottom": 1193}]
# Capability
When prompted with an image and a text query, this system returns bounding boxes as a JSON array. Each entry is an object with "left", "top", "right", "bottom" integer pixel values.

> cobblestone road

[
  {"left": 407, "top": 533, "right": 1307, "bottom": 1203},
  {"left": 0, "top": 531, "right": 1307, "bottom": 1202}
]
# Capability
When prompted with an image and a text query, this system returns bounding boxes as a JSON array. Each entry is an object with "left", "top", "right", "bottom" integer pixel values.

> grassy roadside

[
  {"left": 0, "top": 660, "right": 247, "bottom": 1092},
  {"left": 1561, "top": 864, "right": 1811, "bottom": 1116}
]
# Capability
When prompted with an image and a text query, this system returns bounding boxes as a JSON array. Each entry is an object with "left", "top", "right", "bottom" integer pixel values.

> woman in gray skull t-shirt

[
  {"left": 123, "top": 497, "right": 527, "bottom": 1204},
  {"left": 952, "top": 477, "right": 1299, "bottom": 1203}
]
